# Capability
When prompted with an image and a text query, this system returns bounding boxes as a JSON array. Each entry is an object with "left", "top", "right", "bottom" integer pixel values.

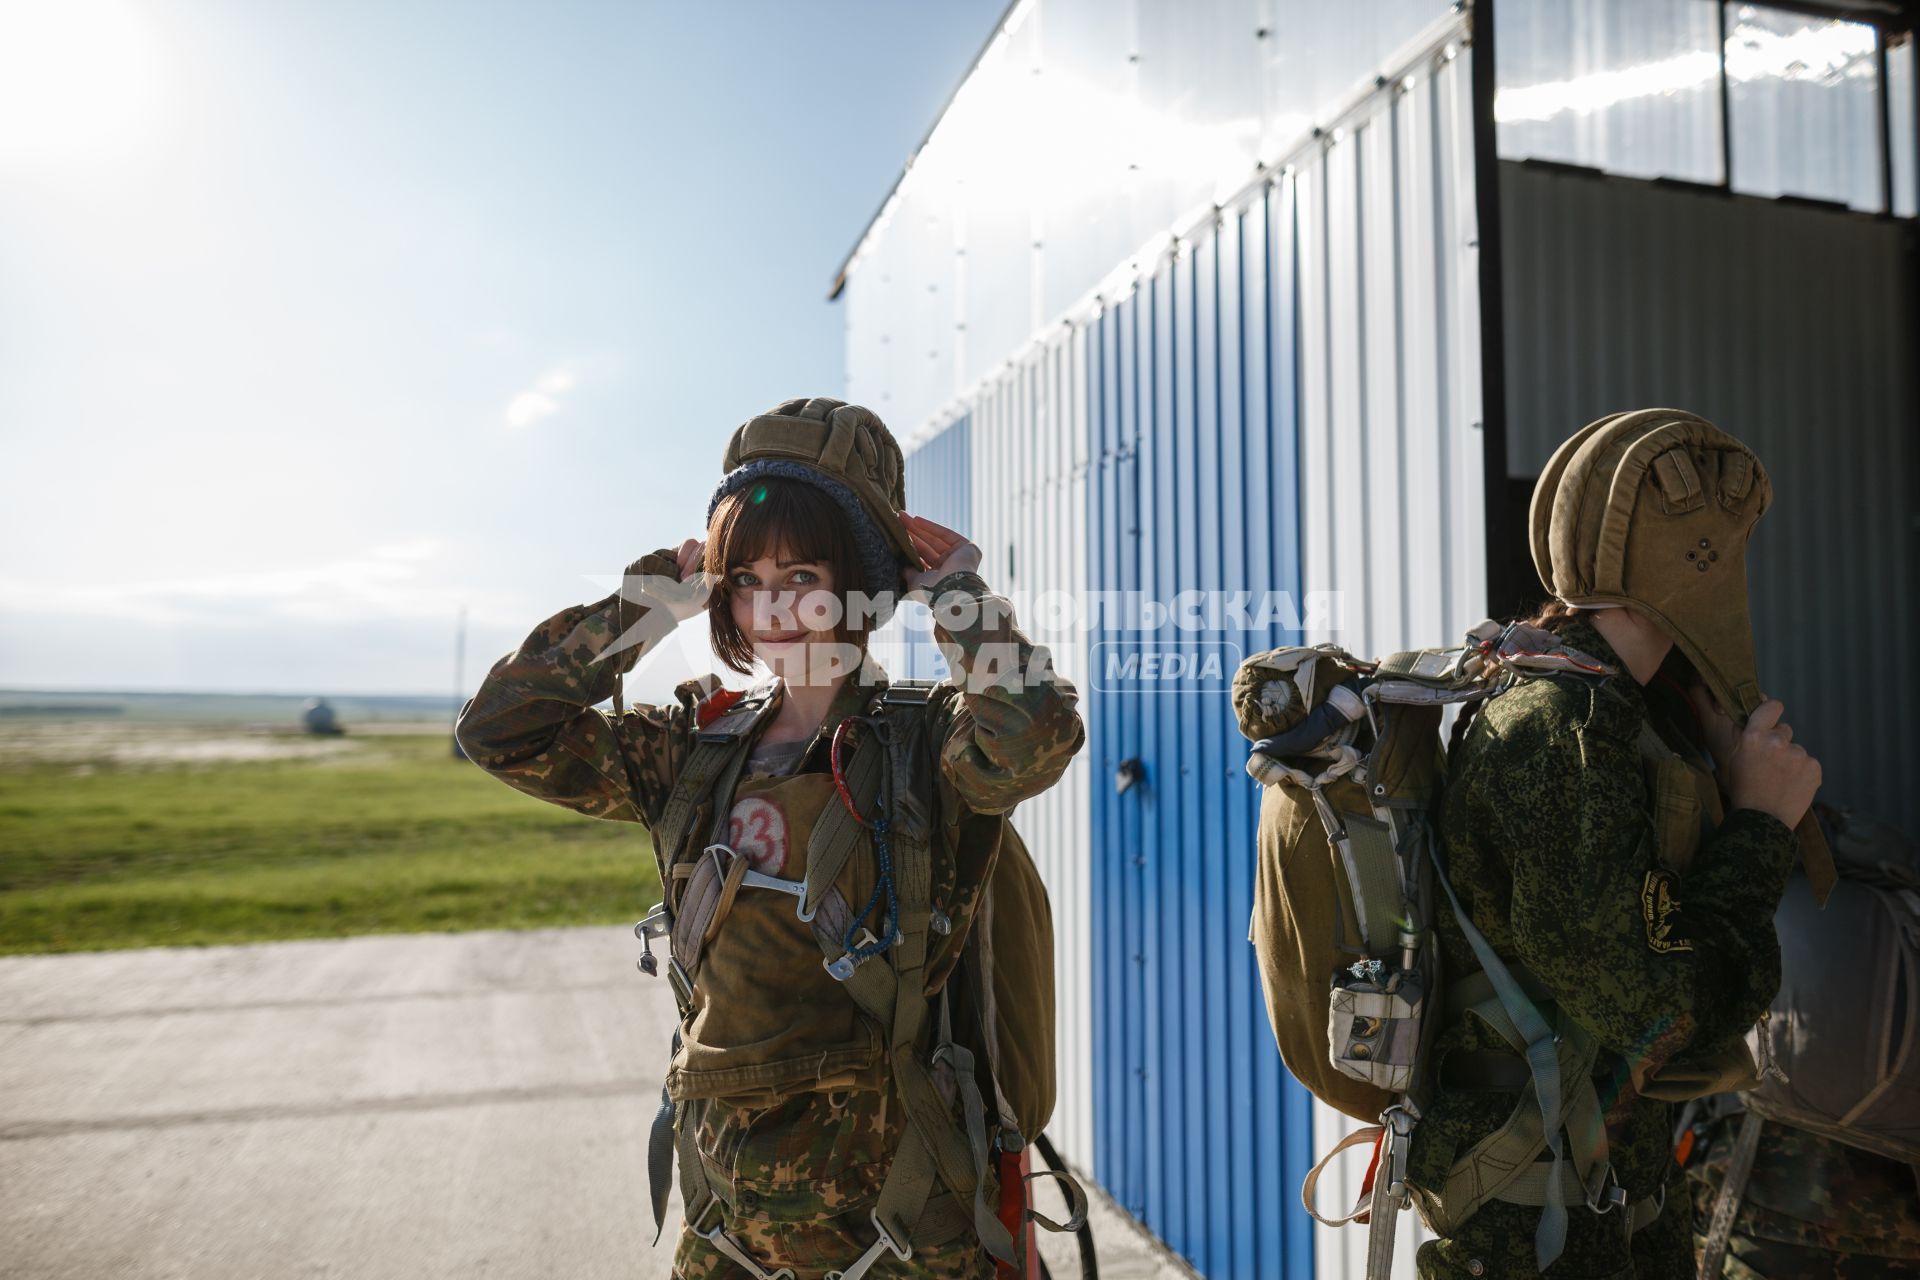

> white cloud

[
  {"left": 0, "top": 539, "right": 515, "bottom": 629},
  {"left": 503, "top": 367, "right": 576, "bottom": 430}
]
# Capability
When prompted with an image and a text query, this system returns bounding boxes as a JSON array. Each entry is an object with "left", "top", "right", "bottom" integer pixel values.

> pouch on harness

[
  {"left": 629, "top": 678, "right": 1087, "bottom": 1280},
  {"left": 1234, "top": 622, "right": 1684, "bottom": 1275},
  {"left": 1693, "top": 808, "right": 1920, "bottom": 1275}
]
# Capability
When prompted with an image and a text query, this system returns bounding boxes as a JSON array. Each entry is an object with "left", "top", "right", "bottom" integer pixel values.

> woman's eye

[
  {"left": 789, "top": 570, "right": 818, "bottom": 586},
  {"left": 730, "top": 571, "right": 758, "bottom": 588}
]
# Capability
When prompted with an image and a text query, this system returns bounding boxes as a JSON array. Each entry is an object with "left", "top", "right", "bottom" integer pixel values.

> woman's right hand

[
  {"left": 1723, "top": 698, "right": 1822, "bottom": 830},
  {"left": 623, "top": 539, "right": 713, "bottom": 624}
]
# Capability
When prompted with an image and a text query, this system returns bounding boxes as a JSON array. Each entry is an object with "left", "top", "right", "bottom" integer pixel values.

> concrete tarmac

[{"left": 0, "top": 927, "right": 1184, "bottom": 1280}]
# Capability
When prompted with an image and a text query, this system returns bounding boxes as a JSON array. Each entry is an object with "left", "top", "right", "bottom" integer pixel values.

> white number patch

[{"left": 727, "top": 796, "right": 790, "bottom": 876}]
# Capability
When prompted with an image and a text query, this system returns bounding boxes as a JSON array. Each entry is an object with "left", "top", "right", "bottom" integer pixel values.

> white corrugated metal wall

[
  {"left": 966, "top": 331, "right": 1097, "bottom": 1168},
  {"left": 850, "top": 3, "right": 1485, "bottom": 1275},
  {"left": 1292, "top": 37, "right": 1484, "bottom": 1280}
]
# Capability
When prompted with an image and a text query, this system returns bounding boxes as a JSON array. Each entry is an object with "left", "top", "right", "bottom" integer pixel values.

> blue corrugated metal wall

[
  {"left": 1087, "top": 183, "right": 1314, "bottom": 1278},
  {"left": 899, "top": 416, "right": 972, "bottom": 681}
]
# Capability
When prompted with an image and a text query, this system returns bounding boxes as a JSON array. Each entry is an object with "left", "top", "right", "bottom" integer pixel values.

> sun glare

[{"left": 0, "top": 0, "right": 163, "bottom": 166}]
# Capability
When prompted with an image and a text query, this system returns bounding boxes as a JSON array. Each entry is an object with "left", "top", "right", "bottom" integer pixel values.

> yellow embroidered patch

[{"left": 1641, "top": 869, "right": 1694, "bottom": 954}]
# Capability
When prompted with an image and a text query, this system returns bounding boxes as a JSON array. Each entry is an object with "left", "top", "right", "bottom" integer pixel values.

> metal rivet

[
  {"left": 1709, "top": 551, "right": 1719, "bottom": 561},
  {"left": 1699, "top": 538, "right": 1711, "bottom": 548},
  {"left": 1686, "top": 550, "right": 1696, "bottom": 560},
  {"left": 1468, "top": 1262, "right": 1486, "bottom": 1277},
  {"left": 1697, "top": 562, "right": 1710, "bottom": 573}
]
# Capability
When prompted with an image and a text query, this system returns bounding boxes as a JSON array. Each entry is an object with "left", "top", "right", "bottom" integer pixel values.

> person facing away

[
  {"left": 454, "top": 397, "right": 1085, "bottom": 1280},
  {"left": 1681, "top": 803, "right": 1920, "bottom": 1278},
  {"left": 1406, "top": 410, "right": 1826, "bottom": 1280}
]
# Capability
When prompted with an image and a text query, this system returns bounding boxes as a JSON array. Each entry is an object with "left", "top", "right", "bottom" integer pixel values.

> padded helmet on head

[
  {"left": 1530, "top": 408, "right": 1833, "bottom": 901},
  {"left": 706, "top": 397, "right": 917, "bottom": 624}
]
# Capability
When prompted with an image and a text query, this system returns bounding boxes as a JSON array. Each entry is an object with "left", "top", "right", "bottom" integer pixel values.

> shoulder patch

[{"left": 1641, "top": 869, "right": 1695, "bottom": 954}]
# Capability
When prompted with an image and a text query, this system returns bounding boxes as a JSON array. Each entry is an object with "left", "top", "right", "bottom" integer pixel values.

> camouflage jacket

[
  {"left": 1408, "top": 617, "right": 1797, "bottom": 1266},
  {"left": 455, "top": 561, "right": 1085, "bottom": 993},
  {"left": 1685, "top": 1112, "right": 1920, "bottom": 1277},
  {"left": 456, "top": 562, "right": 1083, "bottom": 1221}
]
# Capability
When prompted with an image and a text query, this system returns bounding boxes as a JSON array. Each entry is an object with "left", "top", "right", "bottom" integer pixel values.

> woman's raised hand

[
  {"left": 899, "top": 512, "right": 983, "bottom": 598},
  {"left": 622, "top": 538, "right": 713, "bottom": 624},
  {"left": 1724, "top": 698, "right": 1823, "bottom": 831}
]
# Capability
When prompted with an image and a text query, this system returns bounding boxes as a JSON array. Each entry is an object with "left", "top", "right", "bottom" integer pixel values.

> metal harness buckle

[
  {"left": 825, "top": 1209, "right": 913, "bottom": 1280},
  {"left": 634, "top": 903, "right": 670, "bottom": 942},
  {"left": 1382, "top": 1104, "right": 1417, "bottom": 1201},
  {"left": 1584, "top": 1163, "right": 1630, "bottom": 1216},
  {"left": 696, "top": 1220, "right": 796, "bottom": 1280},
  {"left": 633, "top": 903, "right": 669, "bottom": 977},
  {"left": 703, "top": 842, "right": 817, "bottom": 922},
  {"left": 824, "top": 929, "right": 881, "bottom": 982}
]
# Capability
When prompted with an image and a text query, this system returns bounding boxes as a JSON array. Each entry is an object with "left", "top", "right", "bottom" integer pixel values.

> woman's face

[{"left": 726, "top": 547, "right": 845, "bottom": 678}]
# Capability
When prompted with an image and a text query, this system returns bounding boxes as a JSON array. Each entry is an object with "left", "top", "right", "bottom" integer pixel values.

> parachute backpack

[
  {"left": 1694, "top": 808, "right": 1920, "bottom": 1276},
  {"left": 1233, "top": 621, "right": 1630, "bottom": 1276}
]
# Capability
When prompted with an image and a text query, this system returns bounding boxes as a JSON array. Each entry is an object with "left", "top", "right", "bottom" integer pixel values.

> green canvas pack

[{"left": 1233, "top": 621, "right": 1668, "bottom": 1276}]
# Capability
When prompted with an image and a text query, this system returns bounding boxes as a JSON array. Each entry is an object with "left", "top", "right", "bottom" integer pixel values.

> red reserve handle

[{"left": 994, "top": 1146, "right": 1039, "bottom": 1280}]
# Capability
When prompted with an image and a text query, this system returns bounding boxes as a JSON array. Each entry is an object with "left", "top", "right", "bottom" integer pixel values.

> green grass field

[{"left": 0, "top": 726, "right": 660, "bottom": 955}]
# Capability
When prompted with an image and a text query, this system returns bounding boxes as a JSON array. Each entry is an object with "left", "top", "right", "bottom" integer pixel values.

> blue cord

[{"left": 844, "top": 814, "right": 901, "bottom": 958}]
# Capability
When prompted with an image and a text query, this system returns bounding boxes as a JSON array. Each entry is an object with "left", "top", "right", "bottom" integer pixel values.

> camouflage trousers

[
  {"left": 1684, "top": 1114, "right": 1920, "bottom": 1279},
  {"left": 670, "top": 1208, "right": 995, "bottom": 1280},
  {"left": 667, "top": 1087, "right": 997, "bottom": 1280}
]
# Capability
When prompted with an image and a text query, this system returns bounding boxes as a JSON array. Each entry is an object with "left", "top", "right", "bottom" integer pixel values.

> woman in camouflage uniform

[
  {"left": 455, "top": 398, "right": 1084, "bottom": 1280},
  {"left": 1408, "top": 411, "right": 1825, "bottom": 1279}
]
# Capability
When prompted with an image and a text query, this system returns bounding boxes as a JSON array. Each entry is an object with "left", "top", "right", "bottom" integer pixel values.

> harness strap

[
  {"left": 647, "top": 1032, "right": 683, "bottom": 1243},
  {"left": 1444, "top": 966, "right": 1558, "bottom": 1021},
  {"left": 1699, "top": 1109, "right": 1764, "bottom": 1277},
  {"left": 804, "top": 730, "right": 885, "bottom": 918},
  {"left": 1492, "top": 1159, "right": 1662, "bottom": 1231},
  {"left": 1431, "top": 851, "right": 1579, "bottom": 1272},
  {"left": 652, "top": 688, "right": 781, "bottom": 889},
  {"left": 876, "top": 685, "right": 1017, "bottom": 1268},
  {"left": 1302, "top": 1126, "right": 1383, "bottom": 1227},
  {"left": 673, "top": 1085, "right": 721, "bottom": 1247},
  {"left": 643, "top": 685, "right": 781, "bottom": 1240},
  {"left": 1339, "top": 812, "right": 1406, "bottom": 956}
]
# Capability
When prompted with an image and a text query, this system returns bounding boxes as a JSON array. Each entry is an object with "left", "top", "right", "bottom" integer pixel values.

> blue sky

[{"left": 0, "top": 0, "right": 1003, "bottom": 698}]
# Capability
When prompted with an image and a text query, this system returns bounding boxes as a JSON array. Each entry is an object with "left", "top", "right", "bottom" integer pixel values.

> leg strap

[{"left": 1432, "top": 852, "right": 1588, "bottom": 1271}]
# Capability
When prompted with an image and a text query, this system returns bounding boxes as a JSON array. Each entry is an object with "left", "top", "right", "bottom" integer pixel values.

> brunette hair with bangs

[{"left": 703, "top": 477, "right": 872, "bottom": 675}]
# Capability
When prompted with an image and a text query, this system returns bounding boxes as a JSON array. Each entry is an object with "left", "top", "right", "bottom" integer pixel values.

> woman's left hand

[{"left": 899, "top": 511, "right": 983, "bottom": 597}]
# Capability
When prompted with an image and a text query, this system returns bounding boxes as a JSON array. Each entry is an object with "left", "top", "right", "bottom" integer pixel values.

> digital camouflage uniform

[
  {"left": 455, "top": 561, "right": 1084, "bottom": 1280},
  {"left": 1685, "top": 1115, "right": 1920, "bottom": 1278},
  {"left": 1408, "top": 616, "right": 1798, "bottom": 1280}
]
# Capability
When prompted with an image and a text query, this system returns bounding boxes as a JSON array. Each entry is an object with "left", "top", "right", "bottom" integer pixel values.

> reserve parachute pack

[
  {"left": 1695, "top": 808, "right": 1920, "bottom": 1274},
  {"left": 1234, "top": 621, "right": 1676, "bottom": 1276},
  {"left": 629, "top": 676, "right": 1085, "bottom": 1280}
]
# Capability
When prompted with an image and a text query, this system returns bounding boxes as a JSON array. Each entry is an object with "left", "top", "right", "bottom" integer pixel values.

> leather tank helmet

[{"left": 1529, "top": 407, "right": 1834, "bottom": 901}]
